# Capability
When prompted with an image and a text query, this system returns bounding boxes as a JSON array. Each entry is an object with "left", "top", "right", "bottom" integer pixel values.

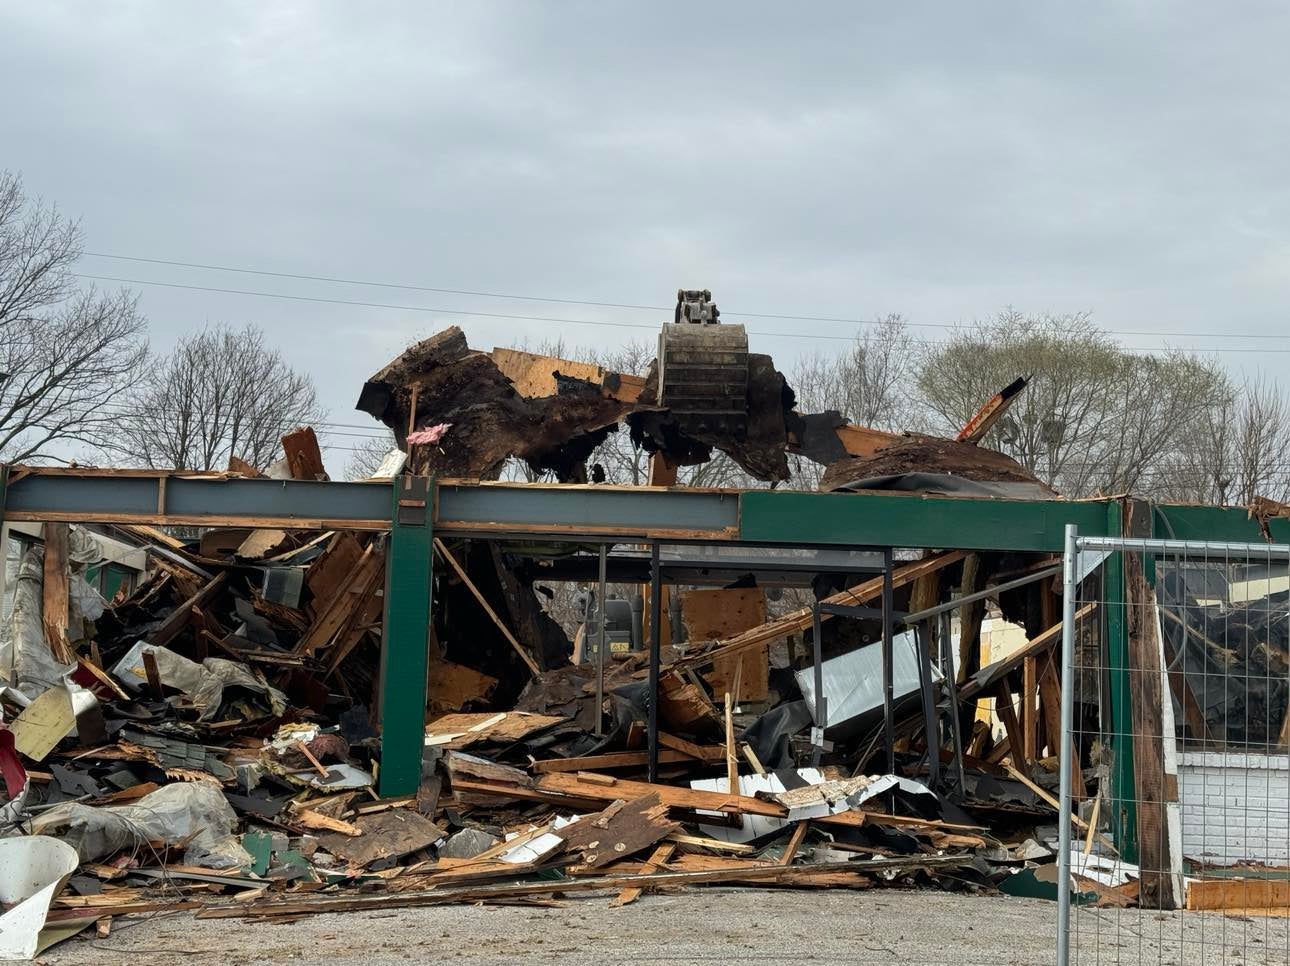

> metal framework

[{"left": 4, "top": 466, "right": 1289, "bottom": 801}]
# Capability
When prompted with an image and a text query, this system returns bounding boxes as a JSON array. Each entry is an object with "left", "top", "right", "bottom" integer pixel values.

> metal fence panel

[{"left": 1058, "top": 527, "right": 1290, "bottom": 965}]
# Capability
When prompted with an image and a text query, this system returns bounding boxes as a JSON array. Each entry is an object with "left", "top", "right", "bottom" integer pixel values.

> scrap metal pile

[{"left": 0, "top": 316, "right": 1138, "bottom": 954}]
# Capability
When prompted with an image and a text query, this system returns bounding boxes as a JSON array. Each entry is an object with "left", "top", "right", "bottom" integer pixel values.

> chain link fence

[{"left": 1057, "top": 528, "right": 1290, "bottom": 964}]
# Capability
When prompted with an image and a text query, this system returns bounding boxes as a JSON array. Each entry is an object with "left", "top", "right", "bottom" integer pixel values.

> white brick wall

[{"left": 1178, "top": 751, "right": 1290, "bottom": 867}]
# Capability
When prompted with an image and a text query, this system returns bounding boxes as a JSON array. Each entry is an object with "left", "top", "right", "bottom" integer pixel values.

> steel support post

[
  {"left": 378, "top": 475, "right": 433, "bottom": 798},
  {"left": 941, "top": 610, "right": 966, "bottom": 793},
  {"left": 811, "top": 599, "right": 825, "bottom": 767},
  {"left": 914, "top": 623, "right": 940, "bottom": 788},
  {"left": 594, "top": 544, "right": 608, "bottom": 738},
  {"left": 1057, "top": 524, "right": 1079, "bottom": 966},
  {"left": 647, "top": 541, "right": 662, "bottom": 783},
  {"left": 882, "top": 549, "right": 895, "bottom": 775}
]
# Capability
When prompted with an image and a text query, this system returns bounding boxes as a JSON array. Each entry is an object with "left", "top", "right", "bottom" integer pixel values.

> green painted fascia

[{"left": 739, "top": 490, "right": 1113, "bottom": 552}]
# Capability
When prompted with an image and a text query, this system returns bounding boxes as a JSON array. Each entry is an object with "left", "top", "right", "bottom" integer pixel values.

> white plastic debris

[{"left": 0, "top": 836, "right": 81, "bottom": 960}]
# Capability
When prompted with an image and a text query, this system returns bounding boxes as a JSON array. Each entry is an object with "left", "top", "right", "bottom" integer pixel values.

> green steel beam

[
  {"left": 739, "top": 490, "right": 1114, "bottom": 551},
  {"left": 1101, "top": 502, "right": 1137, "bottom": 861},
  {"left": 1153, "top": 503, "right": 1290, "bottom": 544},
  {"left": 378, "top": 475, "right": 433, "bottom": 797}
]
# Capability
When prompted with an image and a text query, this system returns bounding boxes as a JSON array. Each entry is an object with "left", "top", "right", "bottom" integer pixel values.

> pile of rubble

[{"left": 0, "top": 328, "right": 1142, "bottom": 955}]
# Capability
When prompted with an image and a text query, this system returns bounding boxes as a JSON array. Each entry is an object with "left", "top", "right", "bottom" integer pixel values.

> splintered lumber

[
  {"left": 671, "top": 550, "right": 968, "bottom": 673},
  {"left": 434, "top": 538, "right": 542, "bottom": 677},
  {"left": 458, "top": 770, "right": 789, "bottom": 818},
  {"left": 560, "top": 792, "right": 681, "bottom": 868},
  {"left": 1003, "top": 764, "right": 1117, "bottom": 856},
  {"left": 197, "top": 854, "right": 970, "bottom": 919},
  {"left": 611, "top": 842, "right": 676, "bottom": 907},
  {"left": 148, "top": 571, "right": 228, "bottom": 647},
  {"left": 957, "top": 554, "right": 988, "bottom": 684},
  {"left": 658, "top": 732, "right": 726, "bottom": 762},
  {"left": 294, "top": 546, "right": 384, "bottom": 655},
  {"left": 1125, "top": 552, "right": 1178, "bottom": 910},
  {"left": 42, "top": 522, "right": 73, "bottom": 663},
  {"left": 780, "top": 822, "right": 811, "bottom": 865},
  {"left": 282, "top": 426, "right": 327, "bottom": 480}
]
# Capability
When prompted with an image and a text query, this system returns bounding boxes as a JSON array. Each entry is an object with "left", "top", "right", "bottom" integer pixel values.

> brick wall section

[{"left": 1178, "top": 751, "right": 1290, "bottom": 867}]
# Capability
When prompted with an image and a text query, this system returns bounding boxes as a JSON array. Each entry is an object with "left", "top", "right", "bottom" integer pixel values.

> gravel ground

[{"left": 39, "top": 889, "right": 1290, "bottom": 966}]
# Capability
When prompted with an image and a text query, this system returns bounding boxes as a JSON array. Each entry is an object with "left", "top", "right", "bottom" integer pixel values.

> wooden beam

[
  {"left": 148, "top": 572, "right": 228, "bottom": 647},
  {"left": 992, "top": 681, "right": 1027, "bottom": 768},
  {"left": 671, "top": 550, "right": 968, "bottom": 673},
  {"left": 433, "top": 539, "right": 541, "bottom": 677},
  {"left": 1125, "top": 552, "right": 1177, "bottom": 910},
  {"left": 41, "top": 522, "right": 72, "bottom": 664}
]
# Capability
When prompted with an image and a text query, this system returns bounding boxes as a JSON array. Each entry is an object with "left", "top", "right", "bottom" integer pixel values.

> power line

[
  {"left": 81, "top": 250, "right": 1290, "bottom": 344},
  {"left": 71, "top": 272, "right": 1290, "bottom": 355}
]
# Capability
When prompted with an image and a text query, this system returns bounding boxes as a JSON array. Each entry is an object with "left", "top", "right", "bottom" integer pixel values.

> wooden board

[
  {"left": 425, "top": 712, "right": 563, "bottom": 748},
  {"left": 686, "top": 582, "right": 763, "bottom": 644},
  {"left": 491, "top": 347, "right": 646, "bottom": 403},
  {"left": 1186, "top": 878, "right": 1290, "bottom": 913},
  {"left": 426, "top": 659, "right": 499, "bottom": 712},
  {"left": 316, "top": 810, "right": 445, "bottom": 868},
  {"left": 148, "top": 572, "right": 228, "bottom": 647},
  {"left": 294, "top": 547, "right": 384, "bottom": 655},
  {"left": 306, "top": 532, "right": 365, "bottom": 604},
  {"left": 684, "top": 588, "right": 769, "bottom": 703}
]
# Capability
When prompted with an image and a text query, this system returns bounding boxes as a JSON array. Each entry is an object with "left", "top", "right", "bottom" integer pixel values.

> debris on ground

[{"left": 2, "top": 316, "right": 1200, "bottom": 949}]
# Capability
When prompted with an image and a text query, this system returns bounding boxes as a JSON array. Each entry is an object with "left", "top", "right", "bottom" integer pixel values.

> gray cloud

[{"left": 4, "top": 1, "right": 1289, "bottom": 461}]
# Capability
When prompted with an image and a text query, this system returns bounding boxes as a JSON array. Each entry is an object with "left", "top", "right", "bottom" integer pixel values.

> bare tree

[
  {"left": 344, "top": 430, "right": 399, "bottom": 480},
  {"left": 116, "top": 323, "right": 324, "bottom": 471},
  {"left": 916, "top": 309, "right": 1229, "bottom": 497},
  {"left": 1154, "top": 376, "right": 1290, "bottom": 506},
  {"left": 0, "top": 171, "right": 148, "bottom": 461},
  {"left": 792, "top": 315, "right": 921, "bottom": 430}
]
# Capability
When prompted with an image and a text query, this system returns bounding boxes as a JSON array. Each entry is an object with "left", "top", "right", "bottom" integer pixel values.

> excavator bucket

[{"left": 657, "top": 289, "right": 750, "bottom": 438}]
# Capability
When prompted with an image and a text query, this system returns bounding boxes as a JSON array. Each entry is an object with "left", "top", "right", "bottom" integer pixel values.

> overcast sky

[{"left": 4, "top": 2, "right": 1289, "bottom": 463}]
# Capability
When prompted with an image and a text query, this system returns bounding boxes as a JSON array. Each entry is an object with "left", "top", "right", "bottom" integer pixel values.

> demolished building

[{"left": 0, "top": 305, "right": 1286, "bottom": 951}]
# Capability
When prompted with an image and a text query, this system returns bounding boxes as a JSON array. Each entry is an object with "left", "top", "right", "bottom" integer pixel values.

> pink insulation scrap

[{"left": 407, "top": 423, "right": 451, "bottom": 445}]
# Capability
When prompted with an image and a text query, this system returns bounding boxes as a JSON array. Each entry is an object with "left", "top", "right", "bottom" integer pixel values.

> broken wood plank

[
  {"left": 1003, "top": 763, "right": 1117, "bottom": 855},
  {"left": 148, "top": 571, "right": 228, "bottom": 647},
  {"left": 1126, "top": 551, "right": 1177, "bottom": 910},
  {"left": 281, "top": 426, "right": 327, "bottom": 480},
  {"left": 198, "top": 855, "right": 969, "bottom": 919},
  {"left": 671, "top": 551, "right": 968, "bottom": 673},
  {"left": 434, "top": 538, "right": 541, "bottom": 677},
  {"left": 611, "top": 841, "right": 676, "bottom": 907},
  {"left": 1185, "top": 878, "right": 1290, "bottom": 913},
  {"left": 657, "top": 732, "right": 726, "bottom": 763},
  {"left": 42, "top": 522, "right": 73, "bottom": 663},
  {"left": 780, "top": 821, "right": 810, "bottom": 865},
  {"left": 559, "top": 792, "right": 680, "bottom": 869},
  {"left": 294, "top": 546, "right": 384, "bottom": 656},
  {"left": 993, "top": 681, "right": 1027, "bottom": 769}
]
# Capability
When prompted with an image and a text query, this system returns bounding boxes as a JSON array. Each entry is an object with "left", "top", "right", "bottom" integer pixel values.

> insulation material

[
  {"left": 31, "top": 782, "right": 251, "bottom": 868},
  {"left": 112, "top": 641, "right": 287, "bottom": 720}
]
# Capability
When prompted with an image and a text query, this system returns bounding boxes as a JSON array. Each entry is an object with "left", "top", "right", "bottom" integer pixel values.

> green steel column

[
  {"left": 378, "top": 474, "right": 433, "bottom": 798},
  {"left": 1104, "top": 500, "right": 1138, "bottom": 861}
]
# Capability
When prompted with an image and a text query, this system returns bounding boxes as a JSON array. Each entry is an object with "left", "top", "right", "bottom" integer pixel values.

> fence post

[{"left": 1056, "top": 523, "right": 1079, "bottom": 966}]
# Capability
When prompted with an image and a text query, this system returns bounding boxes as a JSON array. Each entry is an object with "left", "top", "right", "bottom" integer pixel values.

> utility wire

[
  {"left": 71, "top": 272, "right": 1290, "bottom": 354},
  {"left": 81, "top": 250, "right": 1290, "bottom": 344}
]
